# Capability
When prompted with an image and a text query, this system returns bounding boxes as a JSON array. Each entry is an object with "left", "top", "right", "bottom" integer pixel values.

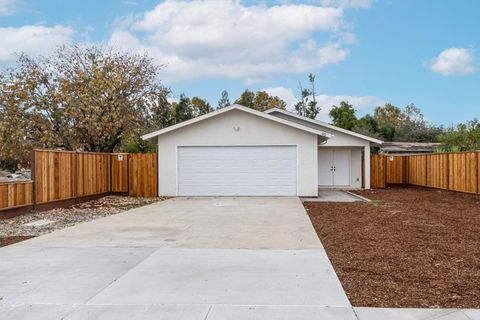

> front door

[
  {"left": 332, "top": 149, "right": 351, "bottom": 186},
  {"left": 318, "top": 149, "right": 334, "bottom": 186},
  {"left": 318, "top": 149, "right": 351, "bottom": 186}
]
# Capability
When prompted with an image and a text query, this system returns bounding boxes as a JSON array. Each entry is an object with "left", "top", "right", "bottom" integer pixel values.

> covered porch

[{"left": 317, "top": 145, "right": 371, "bottom": 189}]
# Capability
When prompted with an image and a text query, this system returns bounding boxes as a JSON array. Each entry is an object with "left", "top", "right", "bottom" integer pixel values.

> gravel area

[
  {"left": 304, "top": 186, "right": 480, "bottom": 308},
  {"left": 0, "top": 196, "right": 166, "bottom": 245}
]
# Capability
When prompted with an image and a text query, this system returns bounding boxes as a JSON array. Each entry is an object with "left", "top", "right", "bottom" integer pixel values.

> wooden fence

[
  {"left": 371, "top": 152, "right": 480, "bottom": 194},
  {"left": 1, "top": 149, "right": 157, "bottom": 216},
  {"left": 370, "top": 155, "right": 386, "bottom": 189},
  {"left": 0, "top": 181, "right": 34, "bottom": 211}
]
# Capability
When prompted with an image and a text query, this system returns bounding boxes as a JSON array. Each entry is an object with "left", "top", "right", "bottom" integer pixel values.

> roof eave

[
  {"left": 265, "top": 108, "right": 383, "bottom": 145},
  {"left": 142, "top": 104, "right": 333, "bottom": 140}
]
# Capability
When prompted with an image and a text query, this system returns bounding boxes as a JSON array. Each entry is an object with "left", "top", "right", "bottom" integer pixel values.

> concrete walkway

[
  {"left": 0, "top": 197, "right": 353, "bottom": 319},
  {"left": 301, "top": 190, "right": 367, "bottom": 202}
]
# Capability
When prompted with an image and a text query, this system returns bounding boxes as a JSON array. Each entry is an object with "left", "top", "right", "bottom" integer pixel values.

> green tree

[
  {"left": 235, "top": 90, "right": 286, "bottom": 111},
  {"left": 329, "top": 101, "right": 358, "bottom": 130},
  {"left": 394, "top": 104, "right": 443, "bottom": 142},
  {"left": 235, "top": 89, "right": 256, "bottom": 109},
  {"left": 150, "top": 88, "right": 174, "bottom": 130},
  {"left": 294, "top": 73, "right": 320, "bottom": 119},
  {"left": 171, "top": 94, "right": 195, "bottom": 123},
  {"left": 378, "top": 124, "right": 396, "bottom": 142},
  {"left": 373, "top": 103, "right": 403, "bottom": 128},
  {"left": 372, "top": 103, "right": 404, "bottom": 141},
  {"left": 191, "top": 97, "right": 213, "bottom": 116},
  {"left": 218, "top": 90, "right": 230, "bottom": 109},
  {"left": 252, "top": 91, "right": 286, "bottom": 111},
  {"left": 439, "top": 119, "right": 480, "bottom": 151},
  {"left": 0, "top": 45, "right": 169, "bottom": 166},
  {"left": 352, "top": 115, "right": 382, "bottom": 139}
]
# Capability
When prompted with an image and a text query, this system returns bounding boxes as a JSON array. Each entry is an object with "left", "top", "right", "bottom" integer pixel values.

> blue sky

[{"left": 0, "top": 0, "right": 479, "bottom": 126}]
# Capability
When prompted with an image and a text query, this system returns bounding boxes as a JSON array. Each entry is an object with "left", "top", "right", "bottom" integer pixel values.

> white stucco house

[{"left": 142, "top": 104, "right": 382, "bottom": 197}]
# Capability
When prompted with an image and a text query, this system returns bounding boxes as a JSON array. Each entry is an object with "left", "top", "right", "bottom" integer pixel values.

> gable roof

[
  {"left": 265, "top": 108, "right": 383, "bottom": 144},
  {"left": 142, "top": 104, "right": 333, "bottom": 140}
]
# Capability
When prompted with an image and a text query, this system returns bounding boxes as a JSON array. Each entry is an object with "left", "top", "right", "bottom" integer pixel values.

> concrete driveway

[{"left": 0, "top": 197, "right": 354, "bottom": 319}]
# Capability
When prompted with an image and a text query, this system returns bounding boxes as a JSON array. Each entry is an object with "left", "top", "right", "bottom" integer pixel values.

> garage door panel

[{"left": 178, "top": 146, "right": 297, "bottom": 196}]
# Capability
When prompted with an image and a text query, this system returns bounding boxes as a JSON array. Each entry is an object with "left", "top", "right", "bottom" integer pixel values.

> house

[
  {"left": 380, "top": 142, "right": 441, "bottom": 155},
  {"left": 142, "top": 104, "right": 382, "bottom": 197}
]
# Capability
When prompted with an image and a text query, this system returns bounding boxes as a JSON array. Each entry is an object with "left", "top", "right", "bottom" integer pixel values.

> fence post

[
  {"left": 127, "top": 154, "right": 130, "bottom": 196},
  {"left": 446, "top": 153, "right": 450, "bottom": 191},
  {"left": 424, "top": 155, "right": 428, "bottom": 186},
  {"left": 31, "top": 150, "right": 36, "bottom": 210},
  {"left": 73, "top": 152, "right": 78, "bottom": 204},
  {"left": 155, "top": 152, "right": 159, "bottom": 197},
  {"left": 384, "top": 155, "right": 387, "bottom": 188},
  {"left": 108, "top": 154, "right": 112, "bottom": 195},
  {"left": 476, "top": 152, "right": 479, "bottom": 194}
]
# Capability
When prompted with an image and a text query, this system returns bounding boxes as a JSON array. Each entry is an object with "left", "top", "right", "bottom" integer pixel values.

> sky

[{"left": 0, "top": 0, "right": 479, "bottom": 126}]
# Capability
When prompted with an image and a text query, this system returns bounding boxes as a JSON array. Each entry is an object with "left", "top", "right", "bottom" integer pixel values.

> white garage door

[{"left": 177, "top": 146, "right": 297, "bottom": 196}]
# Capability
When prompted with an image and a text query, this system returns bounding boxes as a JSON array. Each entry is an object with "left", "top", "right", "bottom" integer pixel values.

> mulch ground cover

[
  {"left": 304, "top": 186, "right": 480, "bottom": 308},
  {"left": 0, "top": 196, "right": 166, "bottom": 247},
  {"left": 0, "top": 236, "right": 35, "bottom": 247}
]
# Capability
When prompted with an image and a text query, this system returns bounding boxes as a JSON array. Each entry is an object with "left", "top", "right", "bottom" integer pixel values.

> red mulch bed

[
  {"left": 0, "top": 236, "right": 35, "bottom": 247},
  {"left": 304, "top": 186, "right": 480, "bottom": 308}
]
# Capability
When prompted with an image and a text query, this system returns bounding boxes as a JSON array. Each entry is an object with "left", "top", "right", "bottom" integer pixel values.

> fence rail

[
  {"left": 372, "top": 152, "right": 480, "bottom": 194},
  {"left": 1, "top": 150, "right": 157, "bottom": 216}
]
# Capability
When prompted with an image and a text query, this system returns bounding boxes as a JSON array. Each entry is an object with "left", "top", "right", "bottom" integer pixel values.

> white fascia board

[
  {"left": 142, "top": 104, "right": 333, "bottom": 140},
  {"left": 265, "top": 108, "right": 383, "bottom": 144}
]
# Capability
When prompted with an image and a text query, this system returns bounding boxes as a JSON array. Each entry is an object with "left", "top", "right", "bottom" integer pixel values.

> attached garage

[
  {"left": 177, "top": 146, "right": 297, "bottom": 196},
  {"left": 142, "top": 104, "right": 381, "bottom": 197}
]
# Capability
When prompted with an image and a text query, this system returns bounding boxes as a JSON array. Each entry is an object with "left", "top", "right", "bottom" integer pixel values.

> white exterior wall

[
  {"left": 271, "top": 111, "right": 371, "bottom": 189},
  {"left": 156, "top": 109, "right": 319, "bottom": 197}
]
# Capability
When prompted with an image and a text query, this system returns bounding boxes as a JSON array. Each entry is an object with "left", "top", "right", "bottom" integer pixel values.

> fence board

[
  {"left": 128, "top": 153, "right": 157, "bottom": 197},
  {"left": 370, "top": 155, "right": 386, "bottom": 188},
  {"left": 0, "top": 181, "right": 34, "bottom": 210},
  {"left": 425, "top": 153, "right": 448, "bottom": 189},
  {"left": 34, "top": 150, "right": 76, "bottom": 203},
  {"left": 111, "top": 154, "right": 128, "bottom": 193},
  {"left": 386, "top": 155, "right": 407, "bottom": 184},
  {"left": 448, "top": 152, "right": 477, "bottom": 194},
  {"left": 76, "top": 153, "right": 110, "bottom": 197}
]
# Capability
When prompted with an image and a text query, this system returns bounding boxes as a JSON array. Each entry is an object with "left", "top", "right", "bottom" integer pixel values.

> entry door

[
  {"left": 332, "top": 149, "right": 351, "bottom": 186},
  {"left": 318, "top": 149, "right": 351, "bottom": 186},
  {"left": 177, "top": 146, "right": 297, "bottom": 196}
]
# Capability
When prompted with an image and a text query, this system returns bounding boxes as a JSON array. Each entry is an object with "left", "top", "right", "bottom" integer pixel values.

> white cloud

[
  {"left": 318, "top": 0, "right": 373, "bottom": 8},
  {"left": 0, "top": 0, "right": 16, "bottom": 15},
  {"left": 264, "top": 86, "right": 383, "bottom": 122},
  {"left": 0, "top": 25, "right": 74, "bottom": 63},
  {"left": 109, "top": 0, "right": 351, "bottom": 83},
  {"left": 264, "top": 86, "right": 298, "bottom": 106},
  {"left": 429, "top": 47, "right": 476, "bottom": 76}
]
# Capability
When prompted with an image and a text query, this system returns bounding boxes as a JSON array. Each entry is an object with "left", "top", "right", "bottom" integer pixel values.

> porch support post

[{"left": 364, "top": 144, "right": 371, "bottom": 189}]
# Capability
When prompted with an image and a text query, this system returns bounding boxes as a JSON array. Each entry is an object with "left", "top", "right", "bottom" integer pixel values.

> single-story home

[{"left": 142, "top": 104, "right": 382, "bottom": 197}]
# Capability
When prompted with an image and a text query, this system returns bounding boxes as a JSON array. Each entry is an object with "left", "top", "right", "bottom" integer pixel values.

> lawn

[{"left": 304, "top": 186, "right": 480, "bottom": 308}]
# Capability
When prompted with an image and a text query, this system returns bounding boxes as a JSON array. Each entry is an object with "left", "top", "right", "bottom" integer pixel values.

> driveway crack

[{"left": 203, "top": 305, "right": 213, "bottom": 320}]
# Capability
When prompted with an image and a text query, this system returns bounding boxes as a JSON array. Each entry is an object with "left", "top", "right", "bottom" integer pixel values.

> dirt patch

[
  {"left": 0, "top": 196, "right": 167, "bottom": 244},
  {"left": 0, "top": 236, "right": 35, "bottom": 248},
  {"left": 304, "top": 186, "right": 480, "bottom": 308}
]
